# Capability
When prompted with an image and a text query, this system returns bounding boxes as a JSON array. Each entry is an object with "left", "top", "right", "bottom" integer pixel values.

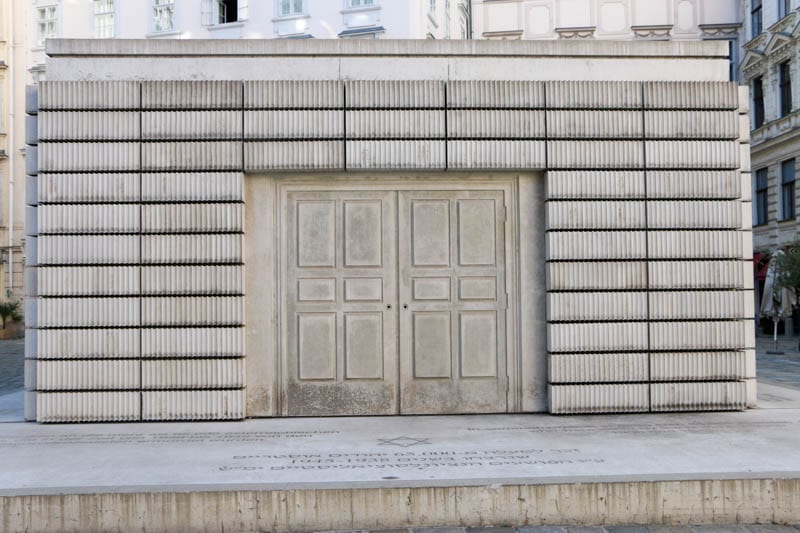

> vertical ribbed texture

[
  {"left": 647, "top": 201, "right": 741, "bottom": 228},
  {"left": 346, "top": 140, "right": 445, "bottom": 170},
  {"left": 345, "top": 80, "right": 444, "bottom": 108},
  {"left": 244, "top": 141, "right": 344, "bottom": 171},
  {"left": 546, "top": 201, "right": 646, "bottom": 229},
  {"left": 447, "top": 110, "right": 545, "bottom": 138},
  {"left": 38, "top": 205, "right": 140, "bottom": 234},
  {"left": 142, "top": 142, "right": 242, "bottom": 171},
  {"left": 546, "top": 262, "right": 647, "bottom": 291},
  {"left": 646, "top": 171, "right": 740, "bottom": 199},
  {"left": 141, "top": 328, "right": 243, "bottom": 358},
  {"left": 141, "top": 297, "right": 243, "bottom": 326},
  {"left": 141, "top": 390, "right": 244, "bottom": 420},
  {"left": 549, "top": 353, "right": 649, "bottom": 383},
  {"left": 545, "top": 171, "right": 645, "bottom": 199},
  {"left": 37, "top": 392, "right": 140, "bottom": 422},
  {"left": 141, "top": 173, "right": 243, "bottom": 202},
  {"left": 644, "top": 111, "right": 739, "bottom": 139},
  {"left": 142, "top": 266, "right": 242, "bottom": 295},
  {"left": 39, "top": 111, "right": 140, "bottom": 140},
  {"left": 650, "top": 352, "right": 748, "bottom": 381},
  {"left": 650, "top": 382, "right": 747, "bottom": 411},
  {"left": 446, "top": 81, "right": 545, "bottom": 108},
  {"left": 141, "top": 204, "right": 242, "bottom": 233},
  {"left": 37, "top": 298, "right": 140, "bottom": 327},
  {"left": 549, "top": 384, "right": 649, "bottom": 414},
  {"left": 643, "top": 81, "right": 739, "bottom": 110},
  {"left": 647, "top": 231, "right": 742, "bottom": 259},
  {"left": 648, "top": 261, "right": 744, "bottom": 289},
  {"left": 650, "top": 322, "right": 746, "bottom": 350},
  {"left": 38, "top": 173, "right": 141, "bottom": 203},
  {"left": 547, "top": 292, "right": 648, "bottom": 321},
  {"left": 244, "top": 110, "right": 343, "bottom": 139},
  {"left": 38, "top": 266, "right": 140, "bottom": 296},
  {"left": 546, "top": 110, "right": 642, "bottom": 138},
  {"left": 37, "top": 361, "right": 140, "bottom": 390},
  {"left": 545, "top": 81, "right": 642, "bottom": 109},
  {"left": 39, "top": 143, "right": 140, "bottom": 172},
  {"left": 649, "top": 291, "right": 749, "bottom": 319},
  {"left": 446, "top": 140, "right": 545, "bottom": 169},
  {"left": 37, "top": 329, "right": 140, "bottom": 359},
  {"left": 546, "top": 232, "right": 647, "bottom": 260},
  {"left": 244, "top": 80, "right": 343, "bottom": 109},
  {"left": 346, "top": 110, "right": 445, "bottom": 138},
  {"left": 644, "top": 141, "right": 740, "bottom": 169},
  {"left": 141, "top": 81, "right": 242, "bottom": 109},
  {"left": 39, "top": 81, "right": 140, "bottom": 110},
  {"left": 547, "top": 141, "right": 643, "bottom": 169},
  {"left": 142, "top": 111, "right": 242, "bottom": 140},
  {"left": 141, "top": 234, "right": 241, "bottom": 264},
  {"left": 548, "top": 322, "right": 648, "bottom": 352},
  {"left": 38, "top": 235, "right": 140, "bottom": 264},
  {"left": 142, "top": 359, "right": 244, "bottom": 389}
]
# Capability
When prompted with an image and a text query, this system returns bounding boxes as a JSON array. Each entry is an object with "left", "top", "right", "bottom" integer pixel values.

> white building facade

[{"left": 740, "top": 0, "right": 799, "bottom": 335}]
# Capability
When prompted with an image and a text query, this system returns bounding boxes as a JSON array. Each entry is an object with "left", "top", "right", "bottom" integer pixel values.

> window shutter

[
  {"left": 201, "top": 0, "right": 212, "bottom": 26},
  {"left": 238, "top": 0, "right": 249, "bottom": 21}
]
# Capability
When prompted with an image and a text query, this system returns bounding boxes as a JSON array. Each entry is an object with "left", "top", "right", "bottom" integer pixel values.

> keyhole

[
  {"left": 386, "top": 304, "right": 392, "bottom": 309},
  {"left": 403, "top": 304, "right": 408, "bottom": 309}
]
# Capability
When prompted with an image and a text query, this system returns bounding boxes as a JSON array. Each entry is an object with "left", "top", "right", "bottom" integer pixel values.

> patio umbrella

[{"left": 760, "top": 250, "right": 797, "bottom": 351}]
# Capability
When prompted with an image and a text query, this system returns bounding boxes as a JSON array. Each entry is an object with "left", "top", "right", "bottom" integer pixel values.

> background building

[
  {"left": 0, "top": 0, "right": 26, "bottom": 301},
  {"left": 741, "top": 0, "right": 799, "bottom": 334}
]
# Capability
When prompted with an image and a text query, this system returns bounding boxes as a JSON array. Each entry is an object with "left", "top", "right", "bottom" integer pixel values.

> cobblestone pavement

[
  {"left": 756, "top": 334, "right": 800, "bottom": 389},
  {"left": 0, "top": 338, "right": 24, "bottom": 396},
  {"left": 332, "top": 525, "right": 800, "bottom": 533}
]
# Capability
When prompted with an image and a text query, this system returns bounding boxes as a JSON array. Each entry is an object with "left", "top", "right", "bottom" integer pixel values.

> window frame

[
  {"left": 346, "top": 0, "right": 375, "bottom": 7},
  {"left": 756, "top": 167, "right": 769, "bottom": 226},
  {"left": 93, "top": 0, "right": 115, "bottom": 39},
  {"left": 779, "top": 61, "right": 792, "bottom": 117},
  {"left": 35, "top": 4, "right": 58, "bottom": 48},
  {"left": 152, "top": 0, "right": 176, "bottom": 33},
  {"left": 278, "top": 0, "right": 304, "bottom": 17},
  {"left": 782, "top": 159, "right": 797, "bottom": 220},
  {"left": 753, "top": 76, "right": 765, "bottom": 128},
  {"left": 751, "top": 0, "right": 763, "bottom": 38}
]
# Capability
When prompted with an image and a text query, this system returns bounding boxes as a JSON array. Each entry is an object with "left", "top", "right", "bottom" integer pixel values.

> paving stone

[
  {"left": 691, "top": 526, "right": 750, "bottom": 533},
  {"left": 745, "top": 526, "right": 800, "bottom": 533},
  {"left": 605, "top": 527, "right": 649, "bottom": 533},
  {"left": 516, "top": 527, "right": 567, "bottom": 533}
]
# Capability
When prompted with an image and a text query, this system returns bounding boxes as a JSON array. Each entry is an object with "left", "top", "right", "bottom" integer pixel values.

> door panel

[
  {"left": 399, "top": 190, "right": 508, "bottom": 414},
  {"left": 285, "top": 190, "right": 397, "bottom": 416}
]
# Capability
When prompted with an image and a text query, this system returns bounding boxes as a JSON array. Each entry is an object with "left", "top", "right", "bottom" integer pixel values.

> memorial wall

[{"left": 23, "top": 39, "right": 754, "bottom": 422}]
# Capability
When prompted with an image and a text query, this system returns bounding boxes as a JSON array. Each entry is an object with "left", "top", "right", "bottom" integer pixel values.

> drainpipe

[{"left": 7, "top": 0, "right": 14, "bottom": 294}]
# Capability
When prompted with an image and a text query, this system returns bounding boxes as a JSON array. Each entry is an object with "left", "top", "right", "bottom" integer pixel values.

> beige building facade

[
  {"left": 0, "top": 0, "right": 27, "bottom": 299},
  {"left": 24, "top": 39, "right": 754, "bottom": 422}
]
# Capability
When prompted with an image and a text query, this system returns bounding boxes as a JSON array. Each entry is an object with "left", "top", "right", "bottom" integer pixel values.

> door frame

[{"left": 245, "top": 172, "right": 544, "bottom": 417}]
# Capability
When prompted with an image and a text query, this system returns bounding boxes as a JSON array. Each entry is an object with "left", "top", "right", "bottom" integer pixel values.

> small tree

[
  {"left": 775, "top": 242, "right": 800, "bottom": 293},
  {"left": 0, "top": 300, "right": 21, "bottom": 329}
]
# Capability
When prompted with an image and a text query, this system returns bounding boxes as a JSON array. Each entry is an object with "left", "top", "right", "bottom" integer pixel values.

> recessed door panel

[
  {"left": 285, "top": 190, "right": 397, "bottom": 416},
  {"left": 399, "top": 190, "right": 508, "bottom": 414}
]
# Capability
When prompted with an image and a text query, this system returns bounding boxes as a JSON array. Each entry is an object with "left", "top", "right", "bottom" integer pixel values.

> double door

[{"left": 283, "top": 188, "right": 508, "bottom": 416}]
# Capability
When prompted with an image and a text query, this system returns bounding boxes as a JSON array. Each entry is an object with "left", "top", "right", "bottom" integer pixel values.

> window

[
  {"left": 779, "top": 0, "right": 791, "bottom": 18},
  {"left": 153, "top": 0, "right": 175, "bottom": 32},
  {"left": 780, "top": 61, "right": 792, "bottom": 117},
  {"left": 756, "top": 168, "right": 769, "bottom": 225},
  {"left": 753, "top": 76, "right": 765, "bottom": 128},
  {"left": 751, "top": 0, "right": 762, "bottom": 38},
  {"left": 347, "top": 0, "right": 374, "bottom": 7},
  {"left": 279, "top": 0, "right": 303, "bottom": 16},
  {"left": 429, "top": 0, "right": 436, "bottom": 12},
  {"left": 782, "top": 159, "right": 796, "bottom": 220},
  {"left": 35, "top": 5, "right": 57, "bottom": 47},
  {"left": 727, "top": 39, "right": 738, "bottom": 82},
  {"left": 94, "top": 0, "right": 115, "bottom": 38}
]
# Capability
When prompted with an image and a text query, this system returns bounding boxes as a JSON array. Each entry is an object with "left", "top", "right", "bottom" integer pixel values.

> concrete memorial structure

[{"left": 23, "top": 39, "right": 755, "bottom": 423}]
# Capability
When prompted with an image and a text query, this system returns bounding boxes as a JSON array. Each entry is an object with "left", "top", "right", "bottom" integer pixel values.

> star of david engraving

[{"left": 377, "top": 436, "right": 431, "bottom": 447}]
